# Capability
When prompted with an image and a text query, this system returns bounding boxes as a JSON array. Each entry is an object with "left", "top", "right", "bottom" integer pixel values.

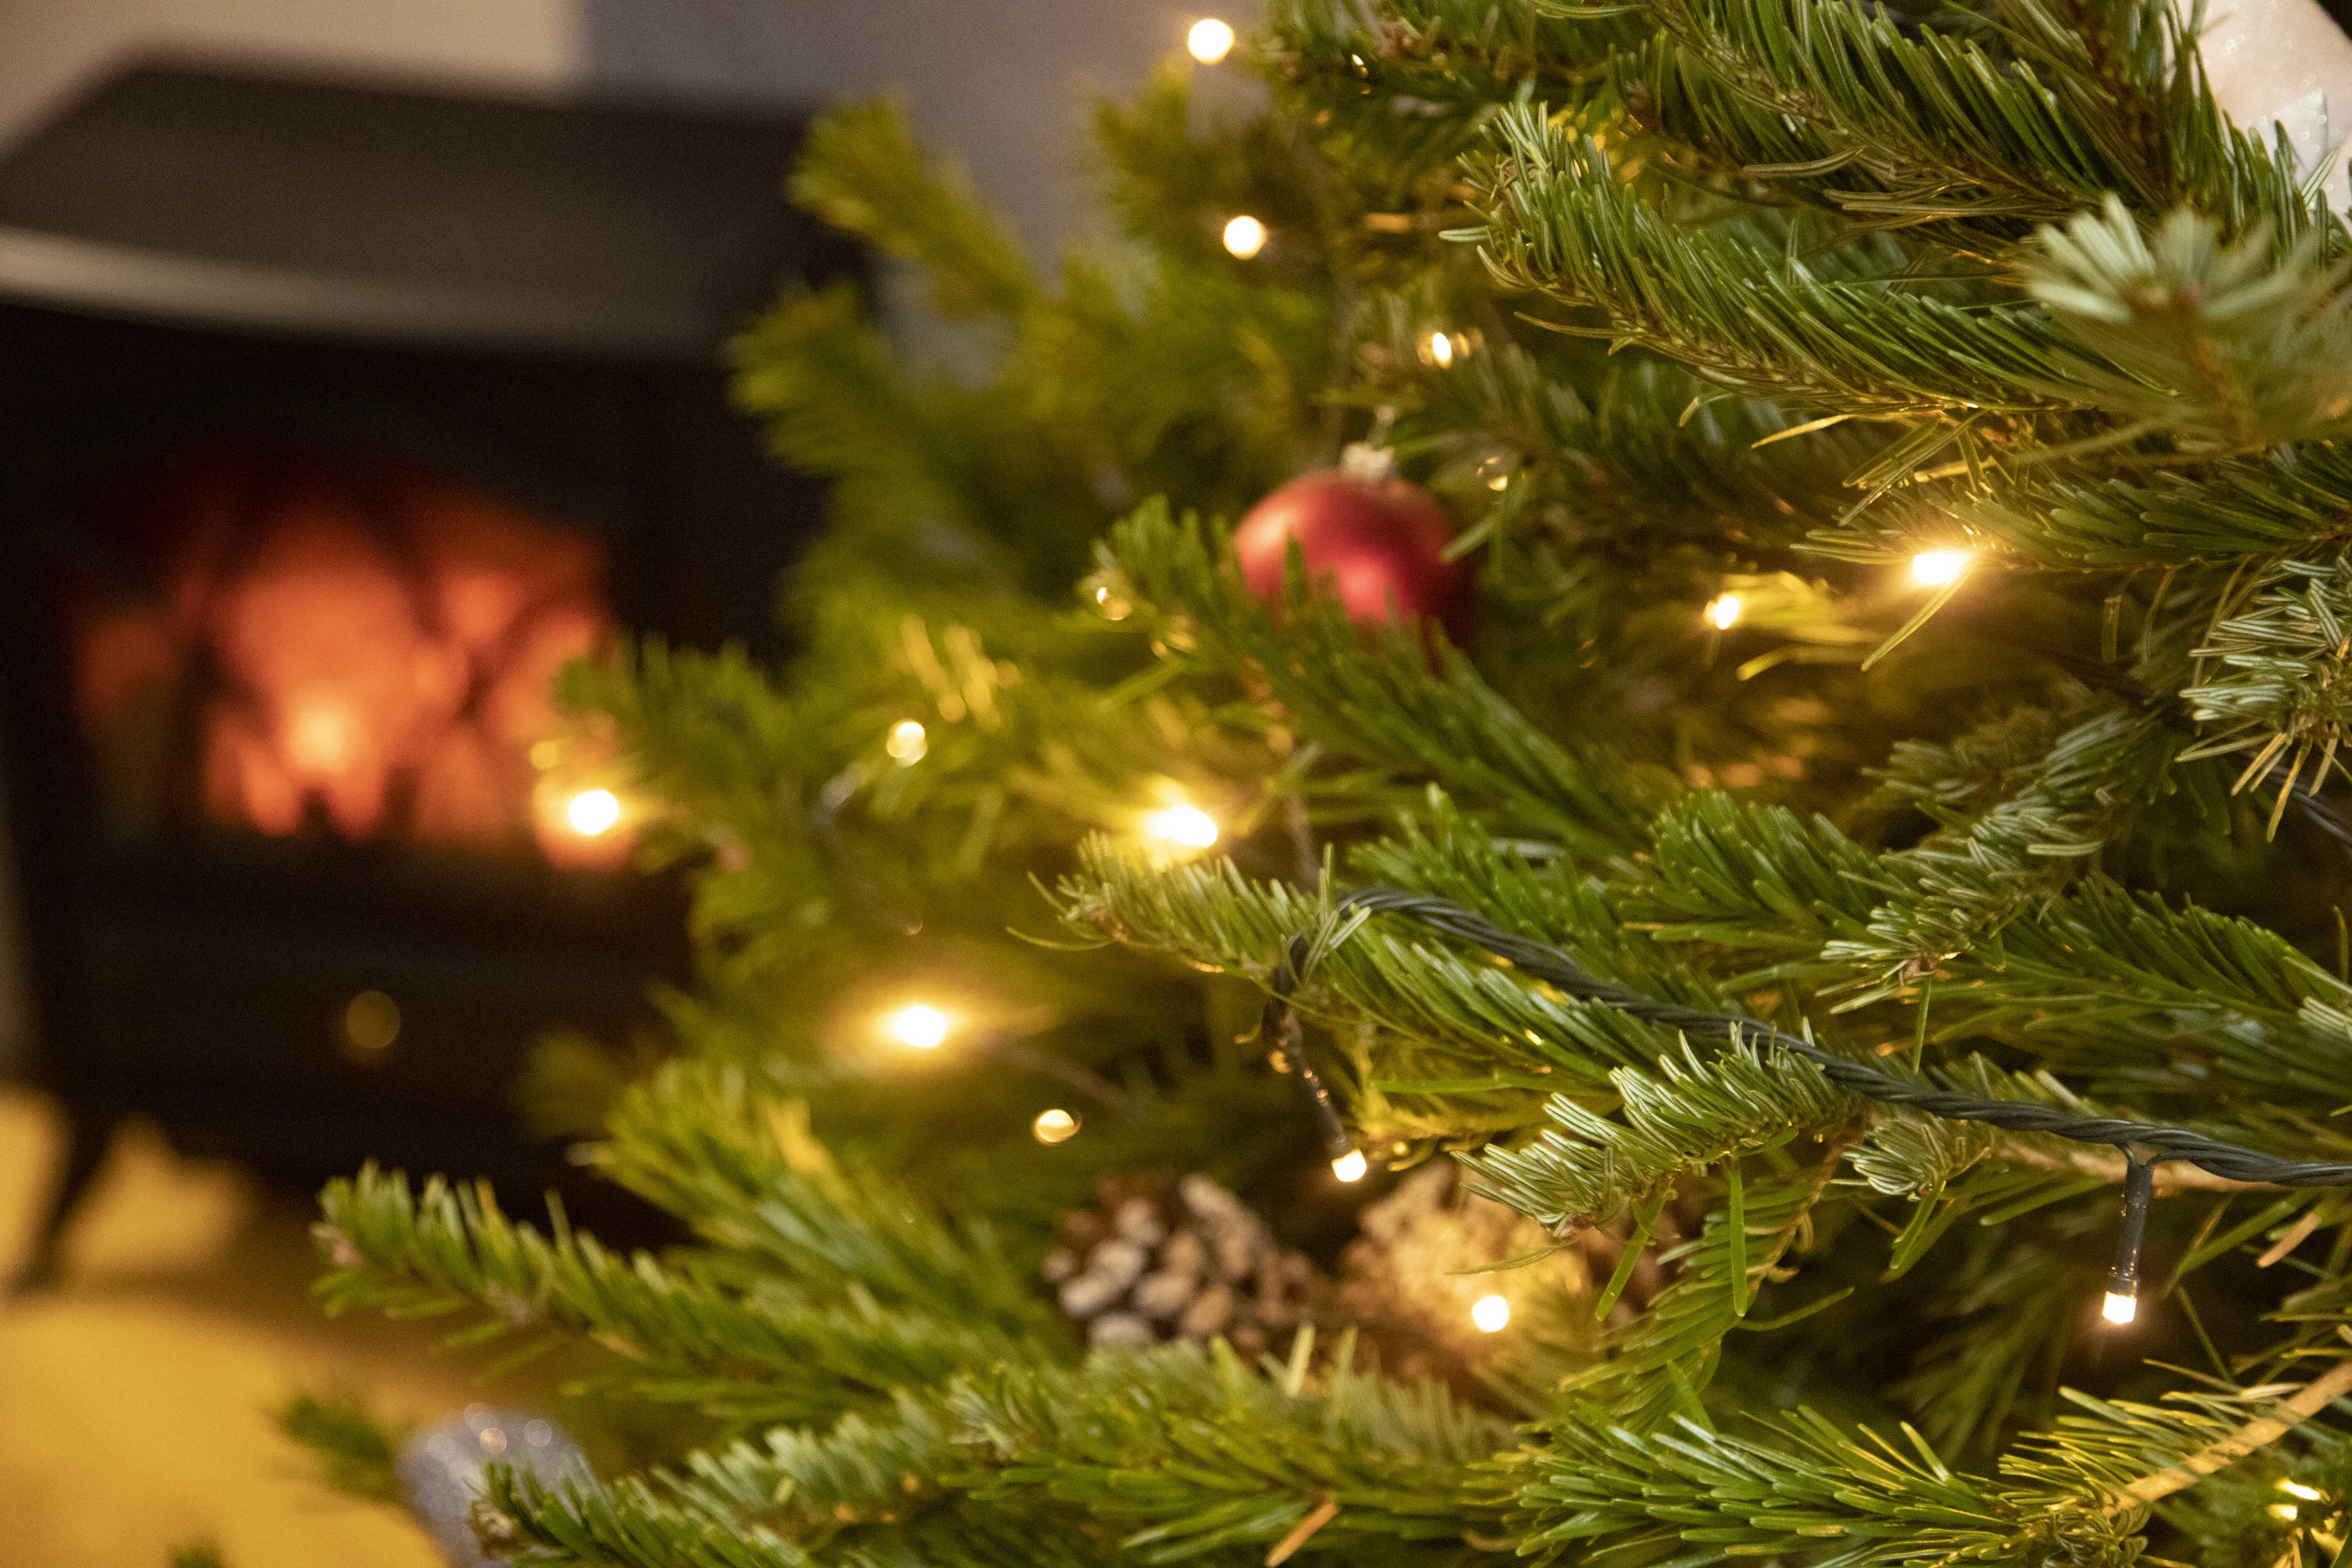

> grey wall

[{"left": 583, "top": 0, "right": 1262, "bottom": 268}]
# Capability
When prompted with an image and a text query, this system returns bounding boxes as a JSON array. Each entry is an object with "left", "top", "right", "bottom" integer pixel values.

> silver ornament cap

[{"left": 396, "top": 1405, "right": 591, "bottom": 1567}]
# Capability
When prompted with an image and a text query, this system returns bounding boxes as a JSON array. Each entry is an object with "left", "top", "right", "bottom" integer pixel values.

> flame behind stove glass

[{"left": 69, "top": 439, "right": 624, "bottom": 866}]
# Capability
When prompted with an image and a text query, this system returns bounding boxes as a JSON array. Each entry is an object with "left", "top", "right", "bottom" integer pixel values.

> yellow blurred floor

[{"left": 0, "top": 1087, "right": 486, "bottom": 1568}]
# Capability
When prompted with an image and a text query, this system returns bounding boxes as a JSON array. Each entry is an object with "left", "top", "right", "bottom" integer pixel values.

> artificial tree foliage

[{"left": 297, "top": 2, "right": 2352, "bottom": 1564}]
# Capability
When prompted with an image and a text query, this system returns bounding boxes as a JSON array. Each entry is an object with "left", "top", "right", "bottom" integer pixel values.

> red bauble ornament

[{"left": 1231, "top": 445, "right": 1473, "bottom": 646}]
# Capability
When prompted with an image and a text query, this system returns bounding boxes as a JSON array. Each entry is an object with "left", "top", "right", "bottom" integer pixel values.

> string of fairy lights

[
  {"left": 1268, "top": 890, "right": 2352, "bottom": 1331},
  {"left": 850, "top": 472, "right": 2277, "bottom": 1337},
  {"left": 850, "top": 184, "right": 1996, "bottom": 1338}
]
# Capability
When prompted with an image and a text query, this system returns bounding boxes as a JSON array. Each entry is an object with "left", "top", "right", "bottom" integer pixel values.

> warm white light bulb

[
  {"left": 887, "top": 1004, "right": 949, "bottom": 1050},
  {"left": 2101, "top": 1290, "right": 2138, "bottom": 1325},
  {"left": 887, "top": 720, "right": 928, "bottom": 764},
  {"left": 1705, "top": 593, "right": 1743, "bottom": 630},
  {"left": 1032, "top": 1108, "right": 1080, "bottom": 1144},
  {"left": 1222, "top": 215, "right": 1267, "bottom": 259},
  {"left": 2281, "top": 1481, "right": 2326, "bottom": 1502},
  {"left": 1910, "top": 550, "right": 1969, "bottom": 586},
  {"left": 565, "top": 789, "right": 621, "bottom": 836},
  {"left": 2271, "top": 1503, "right": 2302, "bottom": 1523},
  {"left": 1146, "top": 804, "right": 1220, "bottom": 849},
  {"left": 1331, "top": 1149, "right": 1369, "bottom": 1183},
  {"left": 1187, "top": 17, "right": 1236, "bottom": 62},
  {"left": 1428, "top": 331, "right": 1455, "bottom": 366},
  {"left": 1472, "top": 1294, "right": 1511, "bottom": 1332}
]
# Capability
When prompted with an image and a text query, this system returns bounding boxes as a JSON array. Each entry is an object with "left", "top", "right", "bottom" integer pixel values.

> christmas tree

[{"left": 299, "top": 3, "right": 2352, "bottom": 1564}]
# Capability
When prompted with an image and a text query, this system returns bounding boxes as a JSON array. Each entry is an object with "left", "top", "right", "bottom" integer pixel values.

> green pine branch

[
  {"left": 1622, "top": 792, "right": 1883, "bottom": 977},
  {"left": 276, "top": 1388, "right": 410, "bottom": 1508},
  {"left": 1059, "top": 836, "right": 1726, "bottom": 1113},
  {"left": 2183, "top": 555, "right": 2352, "bottom": 789},
  {"left": 1559, "top": 1158, "right": 1841, "bottom": 1426},
  {"left": 1615, "top": 0, "right": 2140, "bottom": 231},
  {"left": 595, "top": 1062, "right": 1057, "bottom": 1339},
  {"left": 313, "top": 1165, "right": 1036, "bottom": 1426},
  {"left": 476, "top": 1341, "right": 1514, "bottom": 1568},
  {"left": 1462, "top": 1039, "right": 1854, "bottom": 1229},
  {"left": 1267, "top": 0, "right": 1629, "bottom": 142},
  {"left": 1822, "top": 706, "right": 2174, "bottom": 986},
  {"left": 1516, "top": 1398, "right": 2132, "bottom": 1565},
  {"left": 1977, "top": 441, "right": 2352, "bottom": 570},
  {"left": 955, "top": 1337, "right": 1517, "bottom": 1561},
  {"left": 788, "top": 98, "right": 1040, "bottom": 322},
  {"left": 1099, "top": 499, "right": 1676, "bottom": 856},
  {"left": 1468, "top": 110, "right": 2080, "bottom": 415},
  {"left": 2027, "top": 200, "right": 2352, "bottom": 452}
]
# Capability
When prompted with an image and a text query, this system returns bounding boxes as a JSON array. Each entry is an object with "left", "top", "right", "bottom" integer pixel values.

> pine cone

[
  {"left": 1334, "top": 1162, "right": 1685, "bottom": 1386},
  {"left": 1044, "top": 1172, "right": 1328, "bottom": 1356}
]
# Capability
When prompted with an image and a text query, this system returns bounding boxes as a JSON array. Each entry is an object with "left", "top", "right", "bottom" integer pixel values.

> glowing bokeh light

[
  {"left": 565, "top": 789, "right": 621, "bottom": 836},
  {"left": 1222, "top": 215, "right": 1267, "bottom": 259},
  {"left": 1188, "top": 18, "right": 1236, "bottom": 62},
  {"left": 1910, "top": 550, "right": 1970, "bottom": 586},
  {"left": 1032, "top": 1108, "right": 1081, "bottom": 1144},
  {"left": 887, "top": 1004, "right": 950, "bottom": 1050},
  {"left": 1145, "top": 804, "right": 1220, "bottom": 849},
  {"left": 1331, "top": 1149, "right": 1369, "bottom": 1183},
  {"left": 1705, "top": 594, "right": 1743, "bottom": 630},
  {"left": 1472, "top": 1294, "right": 1511, "bottom": 1332},
  {"left": 342, "top": 990, "right": 402, "bottom": 1058}
]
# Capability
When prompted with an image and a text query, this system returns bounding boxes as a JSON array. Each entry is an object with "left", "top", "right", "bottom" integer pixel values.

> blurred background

[
  {"left": 0, "top": 4, "right": 1255, "bottom": 1564},
  {"left": 0, "top": 0, "right": 1259, "bottom": 264}
]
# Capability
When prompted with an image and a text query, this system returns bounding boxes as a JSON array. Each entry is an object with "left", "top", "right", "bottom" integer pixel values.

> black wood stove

[{"left": 0, "top": 62, "right": 855, "bottom": 1283}]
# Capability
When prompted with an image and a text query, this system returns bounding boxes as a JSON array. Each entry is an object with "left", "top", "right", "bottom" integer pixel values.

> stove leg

[{"left": 9, "top": 1099, "right": 119, "bottom": 1294}]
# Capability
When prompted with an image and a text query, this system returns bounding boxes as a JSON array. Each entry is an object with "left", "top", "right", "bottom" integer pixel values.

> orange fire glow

[{"left": 70, "top": 442, "right": 620, "bottom": 862}]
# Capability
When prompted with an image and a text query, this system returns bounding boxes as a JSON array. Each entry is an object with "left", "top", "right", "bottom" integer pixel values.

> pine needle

[{"left": 1265, "top": 1499, "right": 1340, "bottom": 1565}]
